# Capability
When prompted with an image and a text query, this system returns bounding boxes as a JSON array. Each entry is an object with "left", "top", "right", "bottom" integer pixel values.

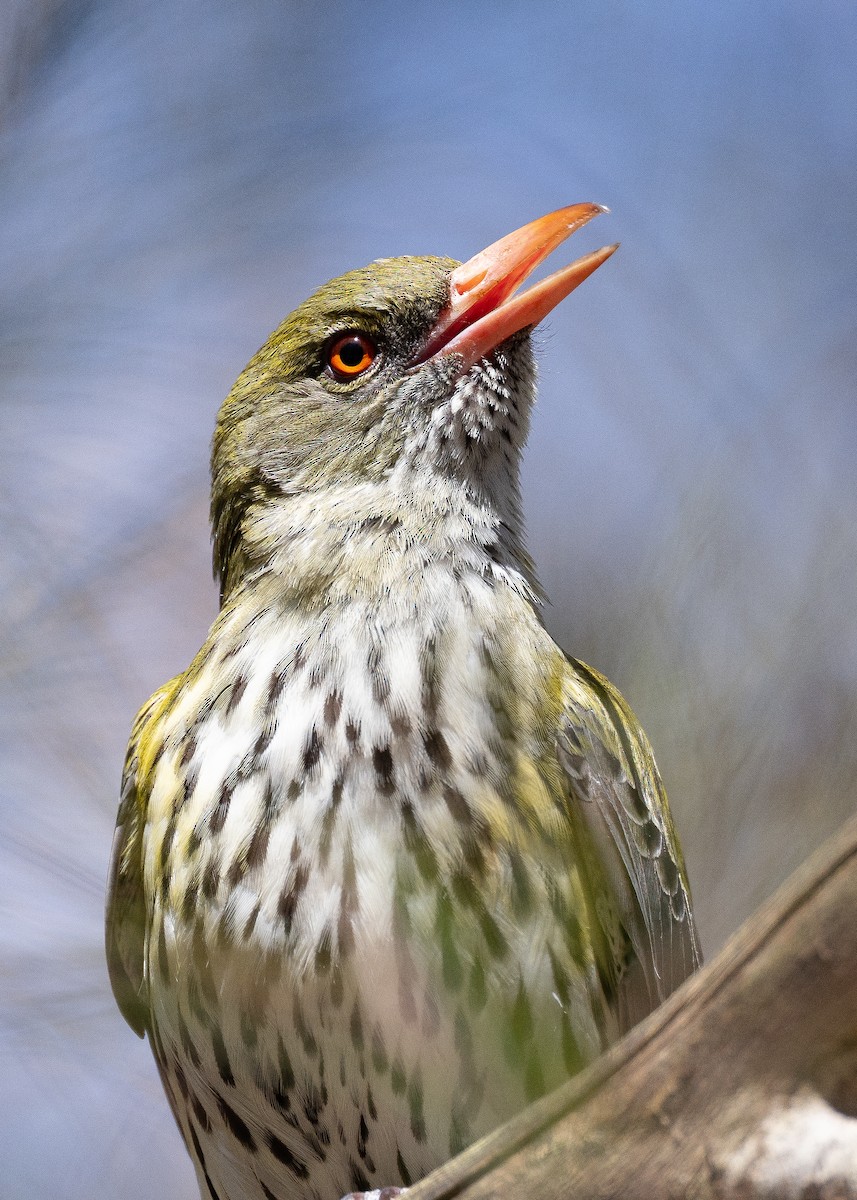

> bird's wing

[
  {"left": 105, "top": 683, "right": 175, "bottom": 1038},
  {"left": 559, "top": 655, "right": 701, "bottom": 1034}
]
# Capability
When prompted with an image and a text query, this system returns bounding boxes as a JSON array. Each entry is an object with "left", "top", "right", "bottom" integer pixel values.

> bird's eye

[{"left": 325, "top": 331, "right": 377, "bottom": 381}]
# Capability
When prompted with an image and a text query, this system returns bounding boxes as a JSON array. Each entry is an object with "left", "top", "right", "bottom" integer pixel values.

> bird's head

[{"left": 211, "top": 205, "right": 616, "bottom": 602}]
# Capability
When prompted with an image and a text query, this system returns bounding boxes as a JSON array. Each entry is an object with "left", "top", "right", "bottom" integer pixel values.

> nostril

[{"left": 452, "top": 265, "right": 488, "bottom": 296}]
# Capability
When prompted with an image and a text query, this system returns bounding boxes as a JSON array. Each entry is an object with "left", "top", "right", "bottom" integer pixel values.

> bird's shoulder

[
  {"left": 555, "top": 652, "right": 701, "bottom": 1032},
  {"left": 105, "top": 676, "right": 183, "bottom": 1036}
]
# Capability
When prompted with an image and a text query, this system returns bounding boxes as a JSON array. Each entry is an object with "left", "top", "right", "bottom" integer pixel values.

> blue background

[{"left": 1, "top": 1, "right": 855, "bottom": 1195}]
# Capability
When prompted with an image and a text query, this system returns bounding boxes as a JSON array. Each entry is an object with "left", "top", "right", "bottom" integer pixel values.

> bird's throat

[{"left": 237, "top": 470, "right": 539, "bottom": 613}]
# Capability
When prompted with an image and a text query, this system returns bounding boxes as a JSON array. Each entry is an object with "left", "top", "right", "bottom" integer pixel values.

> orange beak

[{"left": 419, "top": 203, "right": 617, "bottom": 371}]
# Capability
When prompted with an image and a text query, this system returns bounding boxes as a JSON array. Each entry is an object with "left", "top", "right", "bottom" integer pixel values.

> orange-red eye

[{"left": 325, "top": 331, "right": 377, "bottom": 380}]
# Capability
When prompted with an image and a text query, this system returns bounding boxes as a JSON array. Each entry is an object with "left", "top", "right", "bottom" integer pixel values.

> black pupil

[{"left": 338, "top": 337, "right": 367, "bottom": 367}]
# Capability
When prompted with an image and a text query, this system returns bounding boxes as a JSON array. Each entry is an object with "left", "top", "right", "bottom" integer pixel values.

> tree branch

[{"left": 408, "top": 813, "right": 857, "bottom": 1199}]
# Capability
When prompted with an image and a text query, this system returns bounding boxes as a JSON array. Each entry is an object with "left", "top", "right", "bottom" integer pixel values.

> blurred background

[{"left": 0, "top": 0, "right": 855, "bottom": 1195}]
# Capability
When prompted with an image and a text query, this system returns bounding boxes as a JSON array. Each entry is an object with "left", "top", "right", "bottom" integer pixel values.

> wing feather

[
  {"left": 105, "top": 684, "right": 174, "bottom": 1037},
  {"left": 559, "top": 655, "right": 701, "bottom": 1033}
]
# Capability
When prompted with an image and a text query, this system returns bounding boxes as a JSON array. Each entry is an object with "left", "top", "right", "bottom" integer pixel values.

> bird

[{"left": 106, "top": 203, "right": 701, "bottom": 1200}]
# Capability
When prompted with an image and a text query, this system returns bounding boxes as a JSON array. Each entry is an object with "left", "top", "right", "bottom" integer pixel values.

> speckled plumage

[{"left": 107, "top": 238, "right": 700, "bottom": 1200}]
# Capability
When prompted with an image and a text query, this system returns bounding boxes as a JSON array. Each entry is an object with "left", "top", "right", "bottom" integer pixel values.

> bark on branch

[{"left": 408, "top": 813, "right": 857, "bottom": 1200}]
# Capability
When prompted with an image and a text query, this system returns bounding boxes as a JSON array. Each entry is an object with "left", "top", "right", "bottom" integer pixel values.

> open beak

[{"left": 419, "top": 203, "right": 617, "bottom": 371}]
